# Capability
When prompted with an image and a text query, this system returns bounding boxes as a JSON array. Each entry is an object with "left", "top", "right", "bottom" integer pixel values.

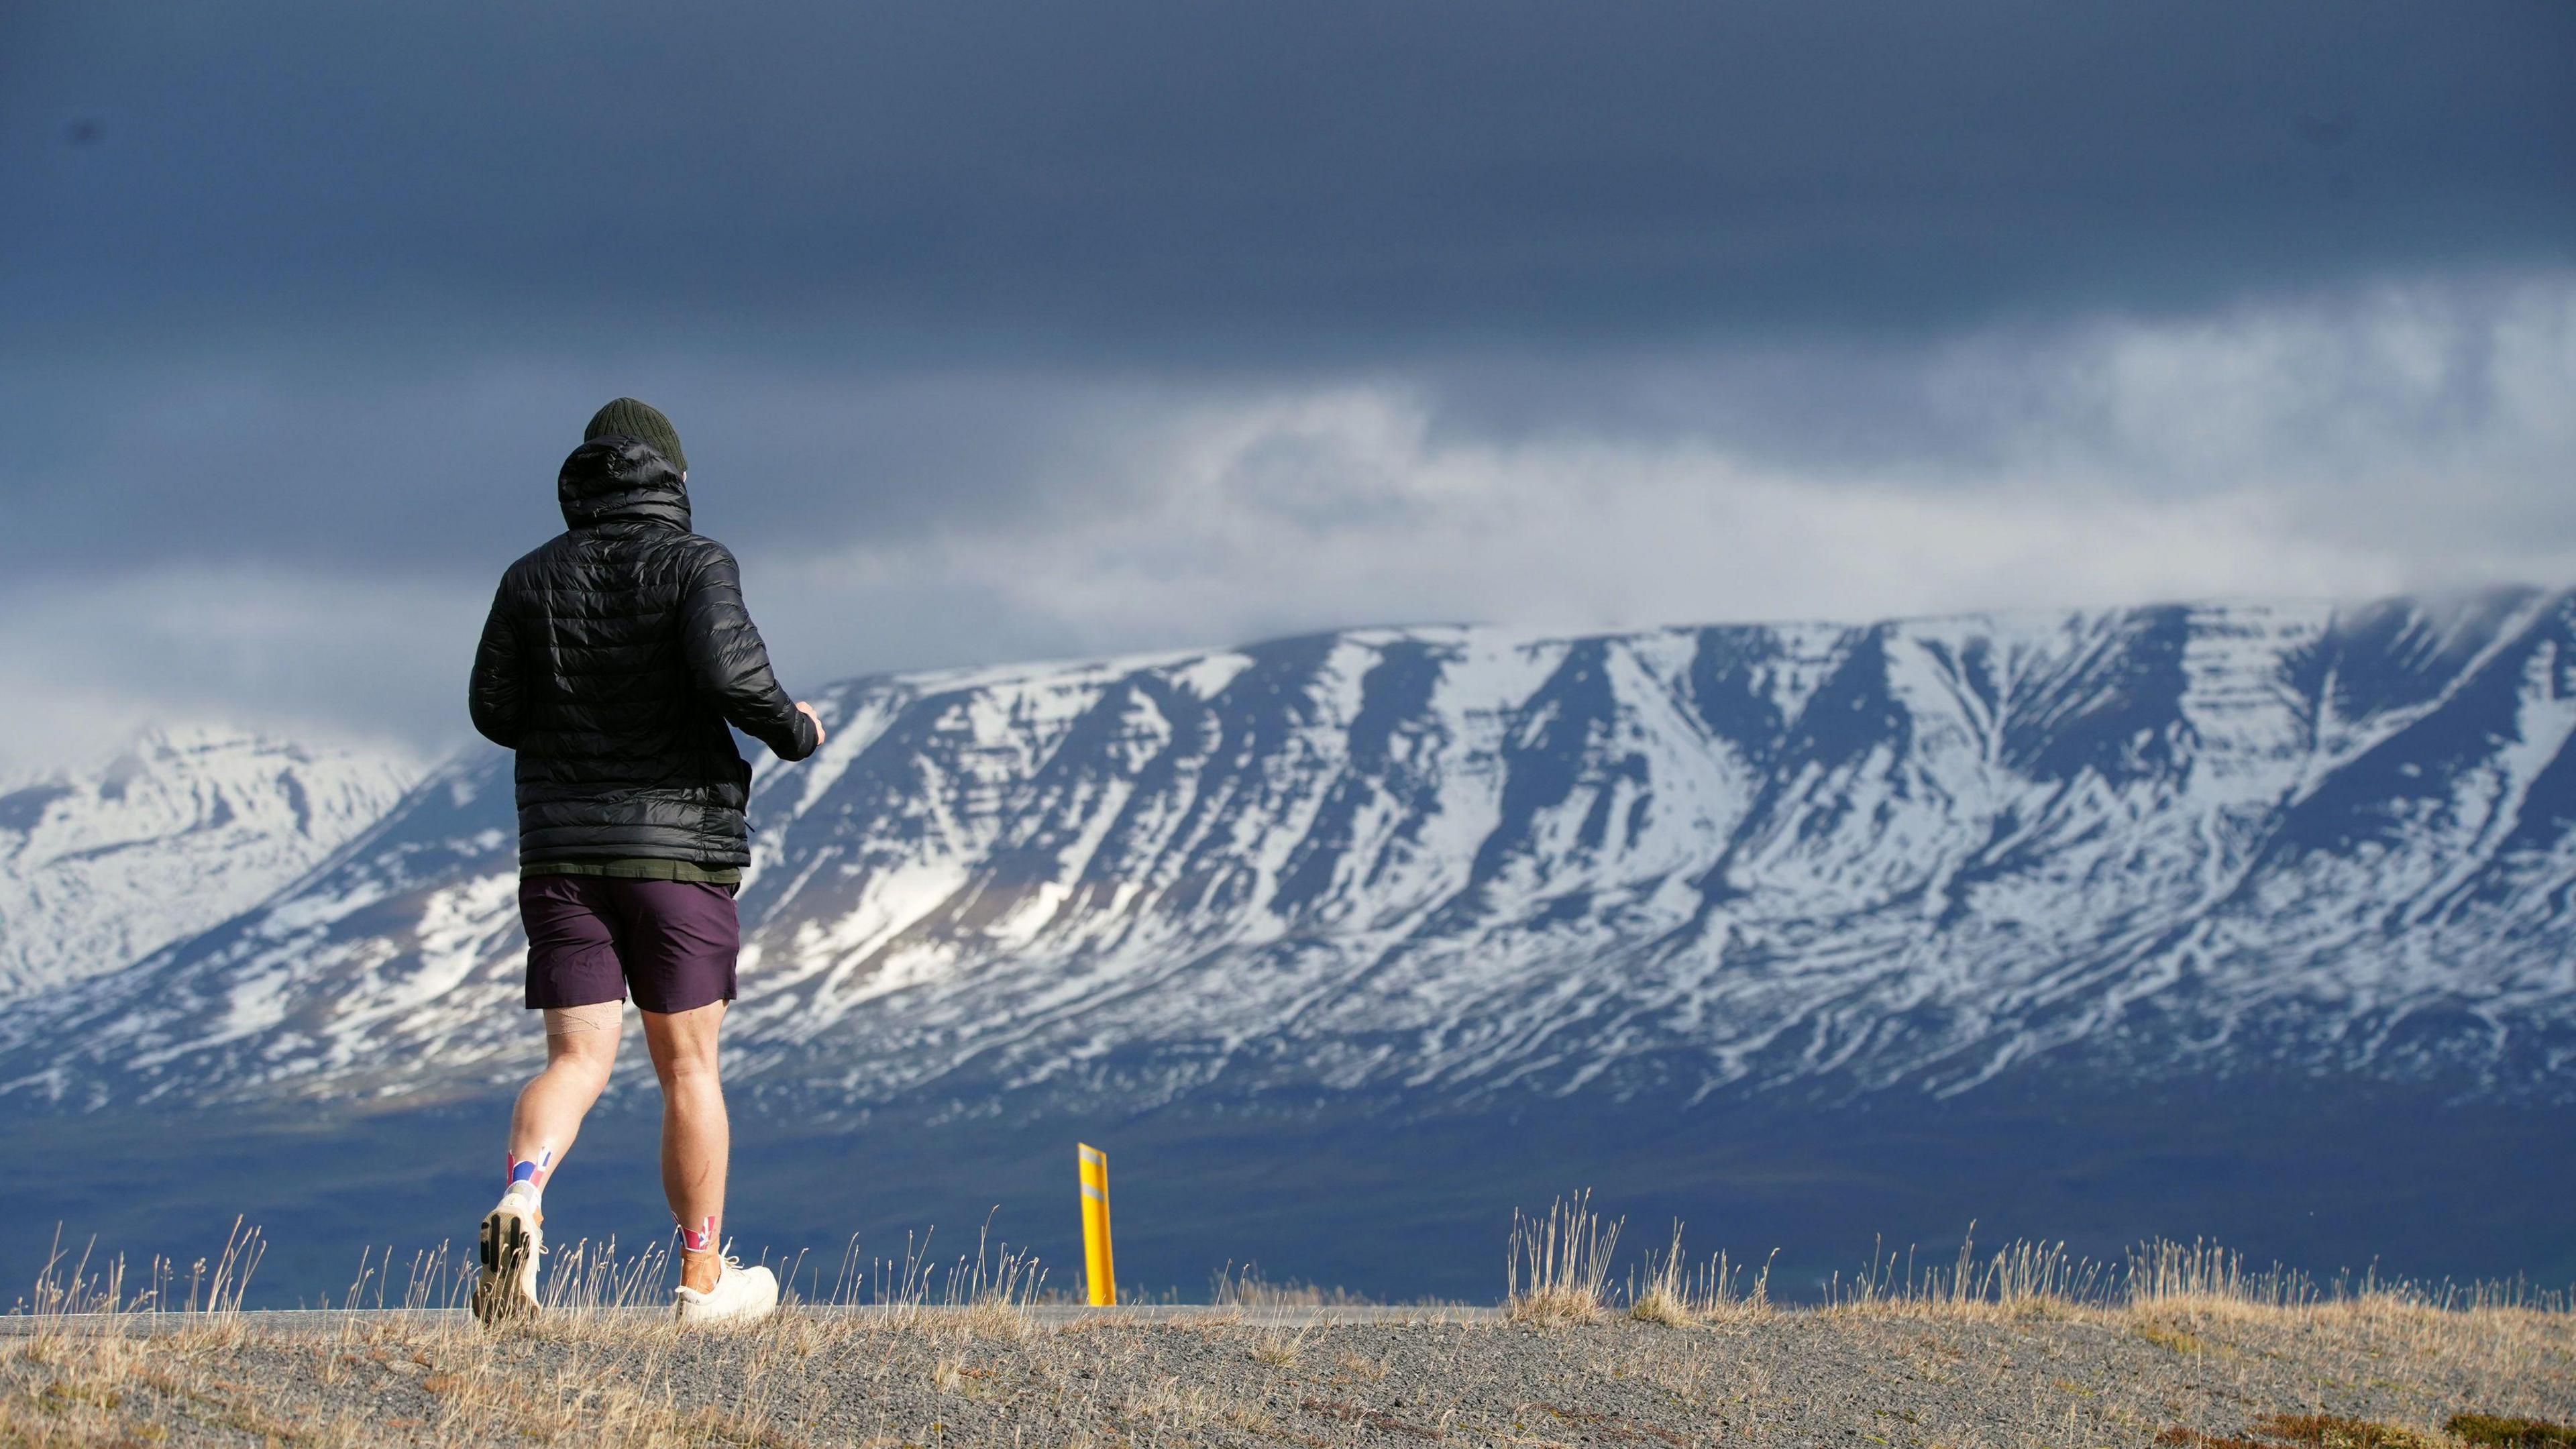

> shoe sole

[{"left": 473, "top": 1205, "right": 540, "bottom": 1326}]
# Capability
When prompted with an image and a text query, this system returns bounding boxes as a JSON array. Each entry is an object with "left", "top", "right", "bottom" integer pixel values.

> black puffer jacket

[{"left": 468, "top": 437, "right": 819, "bottom": 869}]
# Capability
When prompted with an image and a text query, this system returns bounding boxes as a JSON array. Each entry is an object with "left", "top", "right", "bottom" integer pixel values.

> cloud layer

[
  {"left": 10, "top": 1, "right": 2569, "bottom": 344},
  {"left": 6, "top": 274, "right": 2569, "bottom": 772},
  {"left": 4, "top": 1, "right": 2569, "bottom": 770}
]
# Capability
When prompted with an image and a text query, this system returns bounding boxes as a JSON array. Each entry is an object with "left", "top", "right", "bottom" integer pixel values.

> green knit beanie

[{"left": 583, "top": 397, "right": 688, "bottom": 474}]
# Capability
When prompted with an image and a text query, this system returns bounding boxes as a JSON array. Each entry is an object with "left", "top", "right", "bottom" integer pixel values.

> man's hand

[{"left": 796, "top": 701, "right": 827, "bottom": 748}]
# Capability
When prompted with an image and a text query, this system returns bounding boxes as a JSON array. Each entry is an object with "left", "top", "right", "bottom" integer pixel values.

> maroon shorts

[{"left": 519, "top": 875, "right": 741, "bottom": 1014}]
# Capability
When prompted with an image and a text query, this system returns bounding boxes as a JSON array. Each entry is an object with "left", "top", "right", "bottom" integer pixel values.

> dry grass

[
  {"left": 1, "top": 1214, "right": 1061, "bottom": 1447},
  {"left": 1505, "top": 1189, "right": 1623, "bottom": 1324},
  {"left": 2138, "top": 1319, "right": 2216, "bottom": 1355},
  {"left": 7, "top": 1285, "right": 2571, "bottom": 1448},
  {"left": 7, "top": 1210, "right": 2573, "bottom": 1447},
  {"left": 2449, "top": 1413, "right": 2576, "bottom": 1449},
  {"left": 1209, "top": 1260, "right": 1377, "bottom": 1308},
  {"left": 1245, "top": 1321, "right": 1316, "bottom": 1365},
  {"left": 1626, "top": 1220, "right": 1695, "bottom": 1325},
  {"left": 1816, "top": 1222, "right": 2116, "bottom": 1316},
  {"left": 1625, "top": 1220, "right": 1776, "bottom": 1326},
  {"left": 2161, "top": 1409, "right": 2457, "bottom": 1449}
]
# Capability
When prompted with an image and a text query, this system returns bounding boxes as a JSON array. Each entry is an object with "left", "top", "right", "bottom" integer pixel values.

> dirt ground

[{"left": 4, "top": 1293, "right": 2571, "bottom": 1448}]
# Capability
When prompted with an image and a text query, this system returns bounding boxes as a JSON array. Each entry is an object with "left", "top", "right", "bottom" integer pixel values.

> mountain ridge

[
  {"left": 0, "top": 725, "right": 421, "bottom": 1000},
  {"left": 6, "top": 590, "right": 2573, "bottom": 1114}
]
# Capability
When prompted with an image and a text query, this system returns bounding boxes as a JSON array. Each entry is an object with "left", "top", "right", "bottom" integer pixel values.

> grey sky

[{"left": 3, "top": 1, "right": 2571, "bottom": 769}]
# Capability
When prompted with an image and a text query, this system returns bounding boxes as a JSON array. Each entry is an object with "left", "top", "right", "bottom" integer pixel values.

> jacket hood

[{"left": 558, "top": 437, "right": 692, "bottom": 531}]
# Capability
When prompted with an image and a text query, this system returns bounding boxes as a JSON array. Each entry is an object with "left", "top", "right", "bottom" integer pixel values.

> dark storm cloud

[
  {"left": 5, "top": 0, "right": 2569, "bottom": 350},
  {"left": 0, "top": 347, "right": 1173, "bottom": 572},
  {"left": 3, "top": 0, "right": 2568, "bottom": 576},
  {"left": 2, "top": 0, "right": 2572, "bottom": 773}
]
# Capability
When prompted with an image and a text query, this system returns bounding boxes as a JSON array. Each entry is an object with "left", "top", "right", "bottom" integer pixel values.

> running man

[{"left": 466, "top": 398, "right": 824, "bottom": 1327}]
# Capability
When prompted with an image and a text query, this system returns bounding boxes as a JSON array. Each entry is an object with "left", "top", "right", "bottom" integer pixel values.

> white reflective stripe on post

[{"left": 1077, "top": 1141, "right": 1116, "bottom": 1305}]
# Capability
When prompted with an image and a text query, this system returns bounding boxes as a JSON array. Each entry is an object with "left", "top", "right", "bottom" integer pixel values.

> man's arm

[
  {"left": 468, "top": 577, "right": 525, "bottom": 749},
  {"left": 679, "top": 543, "right": 822, "bottom": 761}
]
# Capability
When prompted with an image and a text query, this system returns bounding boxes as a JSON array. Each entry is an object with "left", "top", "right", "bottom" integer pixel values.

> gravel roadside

[{"left": 5, "top": 1299, "right": 2569, "bottom": 1446}]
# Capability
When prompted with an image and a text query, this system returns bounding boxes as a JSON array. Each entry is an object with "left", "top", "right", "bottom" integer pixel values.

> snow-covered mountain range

[
  {"left": 8, "top": 591, "right": 2576, "bottom": 1113},
  {"left": 0, "top": 727, "right": 419, "bottom": 999}
]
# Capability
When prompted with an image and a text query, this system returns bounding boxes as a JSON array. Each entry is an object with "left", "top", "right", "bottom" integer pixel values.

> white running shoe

[
  {"left": 674, "top": 1256, "right": 779, "bottom": 1328},
  {"left": 472, "top": 1188, "right": 543, "bottom": 1326}
]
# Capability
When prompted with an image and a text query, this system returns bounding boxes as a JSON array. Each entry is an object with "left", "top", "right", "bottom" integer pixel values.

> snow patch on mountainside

[
  {"left": 9, "top": 594, "right": 2576, "bottom": 1114},
  {"left": 0, "top": 726, "right": 421, "bottom": 1000}
]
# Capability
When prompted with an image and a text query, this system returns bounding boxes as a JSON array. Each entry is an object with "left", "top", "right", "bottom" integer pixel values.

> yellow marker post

[{"left": 1077, "top": 1142, "right": 1116, "bottom": 1305}]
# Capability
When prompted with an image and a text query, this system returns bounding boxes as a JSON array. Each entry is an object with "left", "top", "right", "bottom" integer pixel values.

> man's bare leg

[
  {"left": 641, "top": 1000, "right": 729, "bottom": 1294},
  {"left": 508, "top": 1003, "right": 624, "bottom": 1190},
  {"left": 478, "top": 1003, "right": 620, "bottom": 1323}
]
